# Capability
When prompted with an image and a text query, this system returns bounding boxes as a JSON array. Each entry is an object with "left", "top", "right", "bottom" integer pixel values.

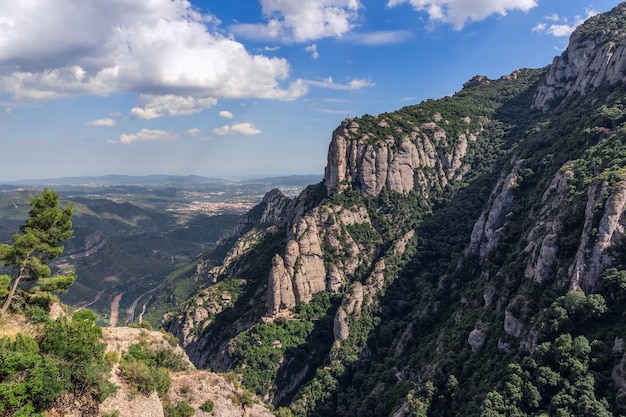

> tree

[{"left": 0, "top": 189, "right": 74, "bottom": 314}]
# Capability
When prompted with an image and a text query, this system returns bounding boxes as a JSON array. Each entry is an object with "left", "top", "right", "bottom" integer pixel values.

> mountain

[
  {"left": 0, "top": 174, "right": 321, "bottom": 187},
  {"left": 149, "top": 4, "right": 626, "bottom": 417},
  {"left": 0, "top": 174, "right": 232, "bottom": 186},
  {"left": 2, "top": 3, "right": 626, "bottom": 417}
]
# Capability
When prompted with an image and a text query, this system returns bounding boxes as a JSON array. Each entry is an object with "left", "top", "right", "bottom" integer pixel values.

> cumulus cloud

[
  {"left": 119, "top": 129, "right": 180, "bottom": 144},
  {"left": 231, "top": 0, "right": 361, "bottom": 42},
  {"left": 130, "top": 95, "right": 218, "bottom": 120},
  {"left": 212, "top": 122, "right": 262, "bottom": 136},
  {"left": 86, "top": 118, "right": 116, "bottom": 126},
  {"left": 219, "top": 110, "right": 234, "bottom": 118},
  {"left": 305, "top": 77, "right": 374, "bottom": 91},
  {"left": 387, "top": 0, "right": 537, "bottom": 30},
  {"left": 0, "top": 0, "right": 305, "bottom": 112},
  {"left": 532, "top": 9, "right": 598, "bottom": 38},
  {"left": 185, "top": 128, "right": 201, "bottom": 136},
  {"left": 305, "top": 44, "right": 320, "bottom": 59}
]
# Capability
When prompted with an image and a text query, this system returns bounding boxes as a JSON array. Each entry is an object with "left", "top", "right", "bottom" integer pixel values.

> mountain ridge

[
  {"left": 21, "top": 5, "right": 626, "bottom": 417},
  {"left": 78, "top": 3, "right": 626, "bottom": 415}
]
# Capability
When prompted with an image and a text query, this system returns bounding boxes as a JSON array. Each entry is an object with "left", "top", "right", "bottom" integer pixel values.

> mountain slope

[{"left": 157, "top": 4, "right": 626, "bottom": 416}]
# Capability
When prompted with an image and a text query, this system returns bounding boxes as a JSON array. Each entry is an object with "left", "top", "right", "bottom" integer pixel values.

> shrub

[
  {"left": 164, "top": 400, "right": 195, "bottom": 417},
  {"left": 24, "top": 305, "right": 51, "bottom": 324},
  {"left": 118, "top": 357, "right": 171, "bottom": 397},
  {"left": 200, "top": 398, "right": 214, "bottom": 412}
]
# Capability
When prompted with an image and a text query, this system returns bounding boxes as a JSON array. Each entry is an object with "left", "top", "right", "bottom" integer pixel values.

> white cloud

[
  {"left": 86, "top": 118, "right": 116, "bottom": 126},
  {"left": 305, "top": 76, "right": 374, "bottom": 91},
  {"left": 346, "top": 30, "right": 412, "bottom": 45},
  {"left": 231, "top": 0, "right": 361, "bottom": 42},
  {"left": 119, "top": 129, "right": 180, "bottom": 144},
  {"left": 130, "top": 95, "right": 218, "bottom": 120},
  {"left": 547, "top": 24, "right": 578, "bottom": 37},
  {"left": 219, "top": 110, "right": 234, "bottom": 118},
  {"left": 0, "top": 0, "right": 306, "bottom": 111},
  {"left": 305, "top": 44, "right": 320, "bottom": 59},
  {"left": 532, "top": 8, "right": 598, "bottom": 38},
  {"left": 386, "top": 0, "right": 537, "bottom": 30},
  {"left": 212, "top": 122, "right": 262, "bottom": 136},
  {"left": 185, "top": 128, "right": 201, "bottom": 136}
]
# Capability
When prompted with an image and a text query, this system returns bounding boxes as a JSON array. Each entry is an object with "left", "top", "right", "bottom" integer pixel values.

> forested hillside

[{"left": 150, "top": 4, "right": 626, "bottom": 416}]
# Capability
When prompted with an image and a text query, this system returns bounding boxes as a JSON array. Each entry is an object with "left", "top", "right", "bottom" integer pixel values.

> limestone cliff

[
  {"left": 466, "top": 156, "right": 525, "bottom": 263},
  {"left": 267, "top": 203, "right": 372, "bottom": 316},
  {"left": 323, "top": 114, "right": 480, "bottom": 198},
  {"left": 156, "top": 5, "right": 626, "bottom": 415},
  {"left": 217, "top": 188, "right": 292, "bottom": 246},
  {"left": 533, "top": 3, "right": 626, "bottom": 111}
]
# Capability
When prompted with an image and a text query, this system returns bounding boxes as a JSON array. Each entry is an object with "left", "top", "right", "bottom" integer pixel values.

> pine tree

[{"left": 0, "top": 189, "right": 75, "bottom": 314}]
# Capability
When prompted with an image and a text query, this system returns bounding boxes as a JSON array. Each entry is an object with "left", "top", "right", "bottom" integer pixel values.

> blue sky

[{"left": 0, "top": 0, "right": 622, "bottom": 182}]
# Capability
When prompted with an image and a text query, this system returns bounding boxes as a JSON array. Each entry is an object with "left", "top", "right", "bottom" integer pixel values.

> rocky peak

[
  {"left": 216, "top": 188, "right": 292, "bottom": 246},
  {"left": 323, "top": 112, "right": 479, "bottom": 198},
  {"left": 463, "top": 75, "right": 491, "bottom": 88},
  {"left": 533, "top": 3, "right": 626, "bottom": 111}
]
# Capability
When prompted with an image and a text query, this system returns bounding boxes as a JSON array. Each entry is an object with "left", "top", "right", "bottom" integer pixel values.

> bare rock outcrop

[
  {"left": 533, "top": 3, "right": 626, "bottom": 111},
  {"left": 323, "top": 115, "right": 480, "bottom": 197},
  {"left": 466, "top": 157, "right": 525, "bottom": 262},
  {"left": 523, "top": 164, "right": 574, "bottom": 283},
  {"left": 468, "top": 328, "right": 487, "bottom": 352},
  {"left": 267, "top": 253, "right": 296, "bottom": 313},
  {"left": 330, "top": 230, "right": 416, "bottom": 361},
  {"left": 267, "top": 204, "right": 373, "bottom": 316},
  {"left": 570, "top": 179, "right": 626, "bottom": 292},
  {"left": 504, "top": 310, "right": 524, "bottom": 338},
  {"left": 217, "top": 188, "right": 292, "bottom": 246},
  {"left": 98, "top": 327, "right": 273, "bottom": 417}
]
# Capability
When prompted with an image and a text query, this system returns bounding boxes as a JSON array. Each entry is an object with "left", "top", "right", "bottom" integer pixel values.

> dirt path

[{"left": 109, "top": 293, "right": 124, "bottom": 327}]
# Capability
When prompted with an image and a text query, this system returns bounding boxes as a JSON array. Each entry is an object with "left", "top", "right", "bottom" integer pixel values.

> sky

[{"left": 0, "top": 0, "right": 623, "bottom": 182}]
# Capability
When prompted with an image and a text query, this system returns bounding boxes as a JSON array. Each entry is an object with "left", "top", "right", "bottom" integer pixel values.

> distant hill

[{"left": 1, "top": 173, "right": 321, "bottom": 187}]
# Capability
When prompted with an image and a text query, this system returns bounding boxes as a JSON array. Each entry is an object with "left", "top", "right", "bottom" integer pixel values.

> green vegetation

[
  {"left": 9, "top": 6, "right": 623, "bottom": 417},
  {"left": 231, "top": 317, "right": 315, "bottom": 396},
  {"left": 200, "top": 398, "right": 214, "bottom": 412},
  {"left": 0, "top": 310, "right": 114, "bottom": 416},
  {"left": 482, "top": 334, "right": 613, "bottom": 417},
  {"left": 0, "top": 189, "right": 75, "bottom": 314},
  {"left": 164, "top": 400, "right": 195, "bottom": 417},
  {"left": 118, "top": 342, "right": 188, "bottom": 397}
]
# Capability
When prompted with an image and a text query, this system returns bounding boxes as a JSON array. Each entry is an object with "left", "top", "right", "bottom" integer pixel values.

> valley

[
  {"left": 4, "top": 4, "right": 626, "bottom": 416},
  {"left": 0, "top": 175, "right": 318, "bottom": 325}
]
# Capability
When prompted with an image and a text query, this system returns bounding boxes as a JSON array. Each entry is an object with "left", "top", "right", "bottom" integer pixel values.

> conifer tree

[{"left": 0, "top": 189, "right": 75, "bottom": 314}]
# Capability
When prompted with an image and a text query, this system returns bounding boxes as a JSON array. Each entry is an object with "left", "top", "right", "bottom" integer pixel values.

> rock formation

[
  {"left": 533, "top": 3, "right": 626, "bottom": 111},
  {"left": 323, "top": 114, "right": 479, "bottom": 197}
]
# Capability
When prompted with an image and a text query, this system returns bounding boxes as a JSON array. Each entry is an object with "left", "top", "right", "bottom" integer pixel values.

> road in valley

[{"left": 126, "top": 288, "right": 157, "bottom": 324}]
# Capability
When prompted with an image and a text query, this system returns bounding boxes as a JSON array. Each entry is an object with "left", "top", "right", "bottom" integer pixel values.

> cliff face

[
  {"left": 216, "top": 188, "right": 292, "bottom": 246},
  {"left": 267, "top": 204, "right": 372, "bottom": 315},
  {"left": 324, "top": 114, "right": 479, "bottom": 197},
  {"left": 164, "top": 189, "right": 292, "bottom": 351},
  {"left": 533, "top": 3, "right": 626, "bottom": 111},
  {"left": 161, "top": 5, "right": 626, "bottom": 416}
]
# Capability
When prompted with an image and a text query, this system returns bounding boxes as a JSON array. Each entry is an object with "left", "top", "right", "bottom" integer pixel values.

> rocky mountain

[{"left": 154, "top": 4, "right": 626, "bottom": 416}]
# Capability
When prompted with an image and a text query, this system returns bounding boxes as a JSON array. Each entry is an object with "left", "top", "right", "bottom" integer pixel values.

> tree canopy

[{"left": 0, "top": 189, "right": 75, "bottom": 314}]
